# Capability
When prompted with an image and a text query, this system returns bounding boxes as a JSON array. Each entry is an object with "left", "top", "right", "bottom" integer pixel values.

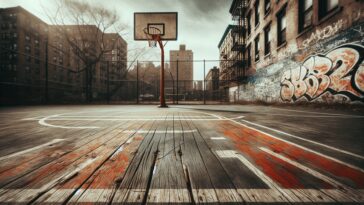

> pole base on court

[{"left": 158, "top": 104, "right": 168, "bottom": 108}]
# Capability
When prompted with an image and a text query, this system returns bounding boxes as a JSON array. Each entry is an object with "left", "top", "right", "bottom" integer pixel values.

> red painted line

[
  {"left": 223, "top": 128, "right": 333, "bottom": 189},
  {"left": 222, "top": 121, "right": 364, "bottom": 188}
]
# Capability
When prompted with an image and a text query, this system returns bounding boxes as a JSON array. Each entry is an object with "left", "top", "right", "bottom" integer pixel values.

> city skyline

[
  {"left": 0, "top": 0, "right": 232, "bottom": 80},
  {"left": 0, "top": 1, "right": 364, "bottom": 204}
]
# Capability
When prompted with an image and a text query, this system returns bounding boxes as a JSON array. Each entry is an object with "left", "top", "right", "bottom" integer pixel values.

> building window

[
  {"left": 255, "top": 35, "right": 260, "bottom": 62},
  {"left": 25, "top": 45, "right": 31, "bottom": 53},
  {"left": 299, "top": 0, "right": 313, "bottom": 32},
  {"left": 319, "top": 0, "right": 339, "bottom": 19},
  {"left": 264, "top": 0, "right": 271, "bottom": 15},
  {"left": 264, "top": 24, "right": 271, "bottom": 55},
  {"left": 277, "top": 6, "right": 287, "bottom": 46},
  {"left": 255, "top": 0, "right": 260, "bottom": 27},
  {"left": 26, "top": 56, "right": 31, "bottom": 63},
  {"left": 247, "top": 11, "right": 252, "bottom": 36}
]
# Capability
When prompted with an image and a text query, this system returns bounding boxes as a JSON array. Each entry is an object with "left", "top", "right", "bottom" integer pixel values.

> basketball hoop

[
  {"left": 143, "top": 27, "right": 162, "bottom": 47},
  {"left": 135, "top": 12, "right": 178, "bottom": 108}
]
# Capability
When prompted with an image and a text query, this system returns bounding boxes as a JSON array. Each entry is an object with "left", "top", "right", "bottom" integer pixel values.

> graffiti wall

[
  {"left": 281, "top": 44, "right": 364, "bottom": 102},
  {"left": 234, "top": 23, "right": 364, "bottom": 104}
]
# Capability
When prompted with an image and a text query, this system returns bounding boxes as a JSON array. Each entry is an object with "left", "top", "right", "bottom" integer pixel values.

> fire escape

[{"left": 230, "top": 0, "right": 247, "bottom": 82}]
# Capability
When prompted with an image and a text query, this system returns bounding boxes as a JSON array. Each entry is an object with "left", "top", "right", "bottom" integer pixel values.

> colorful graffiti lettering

[{"left": 280, "top": 44, "right": 364, "bottom": 102}]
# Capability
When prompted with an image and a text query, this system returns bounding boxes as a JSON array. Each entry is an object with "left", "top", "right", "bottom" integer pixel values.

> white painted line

[
  {"left": 41, "top": 115, "right": 215, "bottom": 118},
  {"left": 260, "top": 147, "right": 364, "bottom": 201},
  {"left": 122, "top": 129, "right": 197, "bottom": 134},
  {"left": 241, "top": 119, "right": 364, "bottom": 161},
  {"left": 224, "top": 117, "right": 364, "bottom": 173},
  {"left": 229, "top": 116, "right": 245, "bottom": 120},
  {"left": 271, "top": 107, "right": 364, "bottom": 117},
  {"left": 38, "top": 114, "right": 99, "bottom": 129},
  {"left": 210, "top": 137, "right": 226, "bottom": 140},
  {"left": 0, "top": 189, "right": 362, "bottom": 203},
  {"left": 39, "top": 118, "right": 226, "bottom": 121},
  {"left": 216, "top": 150, "right": 280, "bottom": 190},
  {"left": 0, "top": 139, "right": 65, "bottom": 161},
  {"left": 259, "top": 113, "right": 364, "bottom": 118},
  {"left": 21, "top": 117, "right": 43, "bottom": 120},
  {"left": 126, "top": 137, "right": 134, "bottom": 144},
  {"left": 196, "top": 111, "right": 223, "bottom": 119},
  {"left": 259, "top": 147, "right": 349, "bottom": 190}
]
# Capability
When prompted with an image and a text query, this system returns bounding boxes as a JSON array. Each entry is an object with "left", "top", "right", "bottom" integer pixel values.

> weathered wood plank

[
  {"left": 182, "top": 114, "right": 244, "bottom": 204},
  {"left": 0, "top": 120, "right": 139, "bottom": 203},
  {"left": 0, "top": 120, "right": 134, "bottom": 189},
  {"left": 111, "top": 118, "right": 164, "bottom": 203},
  {"left": 66, "top": 123, "right": 152, "bottom": 204},
  {"left": 176, "top": 113, "right": 219, "bottom": 204},
  {"left": 147, "top": 113, "right": 191, "bottom": 204},
  {"left": 33, "top": 121, "right": 149, "bottom": 204}
]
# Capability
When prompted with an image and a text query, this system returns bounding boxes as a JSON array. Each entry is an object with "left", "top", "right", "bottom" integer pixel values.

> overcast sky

[{"left": 0, "top": 0, "right": 232, "bottom": 80}]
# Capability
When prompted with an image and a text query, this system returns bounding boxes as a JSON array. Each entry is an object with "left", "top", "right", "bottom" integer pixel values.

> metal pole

[
  {"left": 44, "top": 40, "right": 48, "bottom": 104},
  {"left": 176, "top": 60, "right": 179, "bottom": 105},
  {"left": 157, "top": 38, "right": 167, "bottom": 107},
  {"left": 170, "top": 71, "right": 175, "bottom": 104},
  {"left": 203, "top": 59, "right": 206, "bottom": 105},
  {"left": 107, "top": 61, "right": 110, "bottom": 104},
  {"left": 136, "top": 60, "right": 139, "bottom": 104}
]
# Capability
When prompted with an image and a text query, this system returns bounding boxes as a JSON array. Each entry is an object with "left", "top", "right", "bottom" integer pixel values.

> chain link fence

[{"left": 1, "top": 48, "right": 243, "bottom": 105}]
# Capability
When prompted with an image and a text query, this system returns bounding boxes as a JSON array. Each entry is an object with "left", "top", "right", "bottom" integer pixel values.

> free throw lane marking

[
  {"left": 241, "top": 119, "right": 364, "bottom": 160},
  {"left": 0, "top": 139, "right": 65, "bottom": 161},
  {"left": 260, "top": 147, "right": 363, "bottom": 202},
  {"left": 223, "top": 117, "right": 364, "bottom": 173},
  {"left": 259, "top": 147, "right": 350, "bottom": 190},
  {"left": 216, "top": 150, "right": 280, "bottom": 190}
]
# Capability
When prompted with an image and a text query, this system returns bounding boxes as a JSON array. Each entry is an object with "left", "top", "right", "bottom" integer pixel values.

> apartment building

[
  {"left": 0, "top": 6, "right": 48, "bottom": 103},
  {"left": 224, "top": 0, "right": 364, "bottom": 104},
  {"left": 0, "top": 6, "right": 128, "bottom": 104}
]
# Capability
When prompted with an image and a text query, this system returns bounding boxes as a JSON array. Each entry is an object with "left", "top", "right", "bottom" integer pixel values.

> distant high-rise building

[
  {"left": 170, "top": 44, "right": 193, "bottom": 93},
  {"left": 206, "top": 66, "right": 219, "bottom": 91}
]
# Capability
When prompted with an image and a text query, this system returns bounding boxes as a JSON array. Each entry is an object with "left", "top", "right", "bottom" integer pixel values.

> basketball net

[{"left": 143, "top": 27, "right": 162, "bottom": 47}]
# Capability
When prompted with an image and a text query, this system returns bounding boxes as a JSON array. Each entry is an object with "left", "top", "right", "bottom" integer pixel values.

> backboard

[{"left": 134, "top": 12, "right": 178, "bottom": 41}]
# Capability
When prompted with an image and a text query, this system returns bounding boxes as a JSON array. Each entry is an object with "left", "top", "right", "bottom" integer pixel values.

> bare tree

[{"left": 46, "top": 0, "right": 128, "bottom": 102}]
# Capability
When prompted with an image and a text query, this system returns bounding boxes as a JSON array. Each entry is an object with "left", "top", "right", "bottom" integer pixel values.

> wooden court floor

[{"left": 0, "top": 106, "right": 363, "bottom": 204}]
